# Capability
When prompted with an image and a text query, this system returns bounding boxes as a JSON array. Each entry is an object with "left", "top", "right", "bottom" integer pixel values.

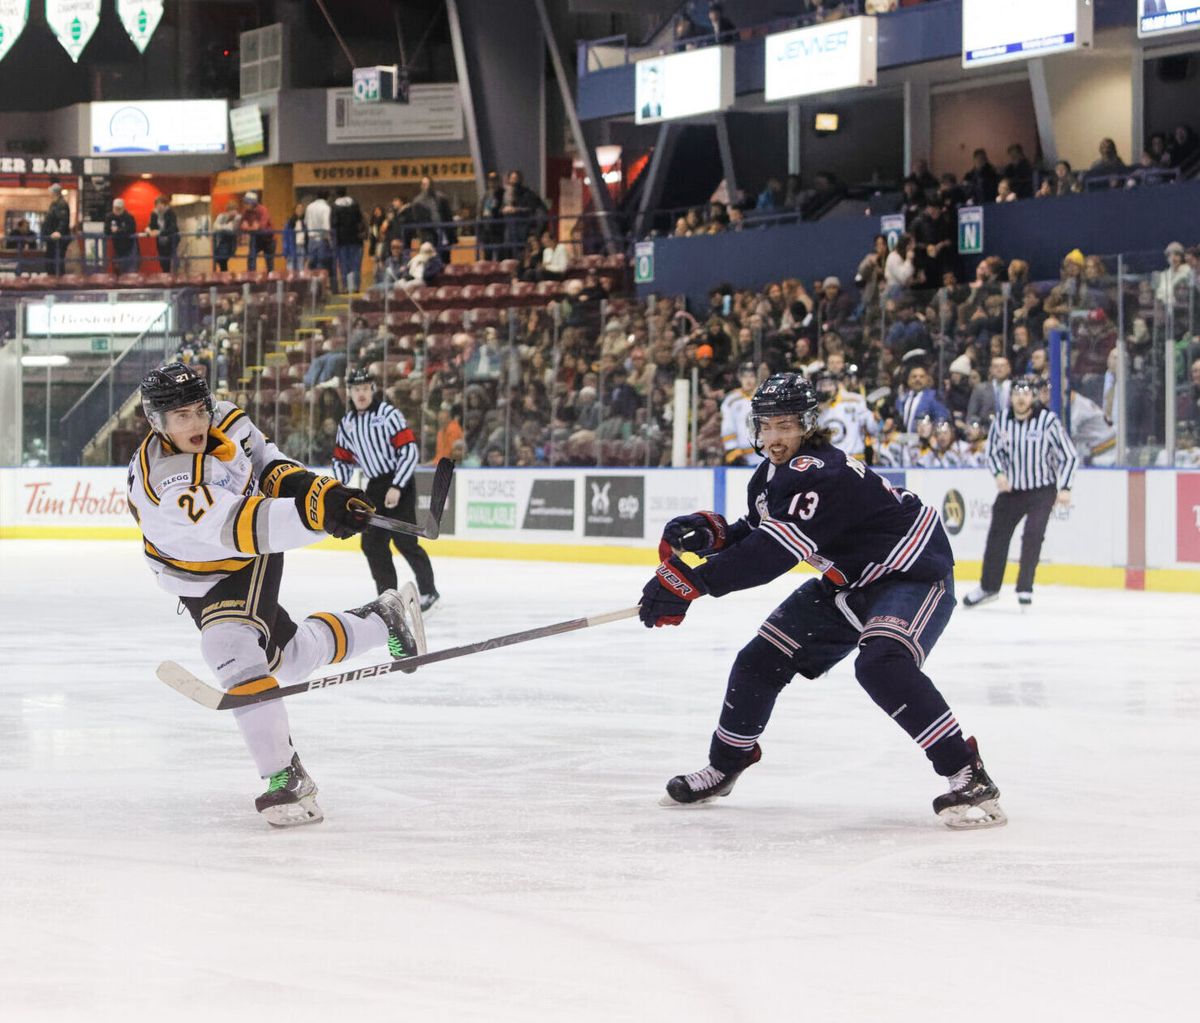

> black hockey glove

[
  {"left": 639, "top": 556, "right": 709, "bottom": 629},
  {"left": 323, "top": 485, "right": 374, "bottom": 539},
  {"left": 659, "top": 511, "right": 728, "bottom": 561},
  {"left": 294, "top": 475, "right": 373, "bottom": 539}
]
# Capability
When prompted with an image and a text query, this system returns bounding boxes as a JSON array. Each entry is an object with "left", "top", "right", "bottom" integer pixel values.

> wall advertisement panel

[{"left": 1, "top": 467, "right": 1196, "bottom": 586}]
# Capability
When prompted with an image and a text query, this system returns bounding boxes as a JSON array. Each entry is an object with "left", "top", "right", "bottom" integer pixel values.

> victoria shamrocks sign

[
  {"left": 0, "top": 1, "right": 29, "bottom": 64},
  {"left": 117, "top": 0, "right": 163, "bottom": 54},
  {"left": 45, "top": 0, "right": 100, "bottom": 62}
]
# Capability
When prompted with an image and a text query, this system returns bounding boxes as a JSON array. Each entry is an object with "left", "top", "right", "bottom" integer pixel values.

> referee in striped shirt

[
  {"left": 332, "top": 368, "right": 439, "bottom": 610},
  {"left": 964, "top": 375, "right": 1078, "bottom": 609}
]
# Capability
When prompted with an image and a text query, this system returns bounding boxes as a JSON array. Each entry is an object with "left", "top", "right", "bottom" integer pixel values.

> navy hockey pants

[{"left": 709, "top": 572, "right": 973, "bottom": 777}]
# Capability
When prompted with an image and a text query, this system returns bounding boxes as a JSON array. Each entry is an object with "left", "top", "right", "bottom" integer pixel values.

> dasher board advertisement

[
  {"left": 961, "top": 0, "right": 1092, "bottom": 69},
  {"left": 764, "top": 16, "right": 877, "bottom": 102},
  {"left": 635, "top": 46, "right": 735, "bottom": 125}
]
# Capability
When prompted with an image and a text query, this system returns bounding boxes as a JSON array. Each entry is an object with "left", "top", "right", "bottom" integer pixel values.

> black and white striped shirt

[
  {"left": 332, "top": 399, "right": 419, "bottom": 488},
  {"left": 986, "top": 407, "right": 1078, "bottom": 491}
]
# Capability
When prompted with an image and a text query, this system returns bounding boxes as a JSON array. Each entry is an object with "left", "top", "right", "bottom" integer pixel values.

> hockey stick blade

[
  {"left": 357, "top": 459, "right": 455, "bottom": 539},
  {"left": 423, "top": 457, "right": 454, "bottom": 540},
  {"left": 157, "top": 605, "right": 640, "bottom": 710}
]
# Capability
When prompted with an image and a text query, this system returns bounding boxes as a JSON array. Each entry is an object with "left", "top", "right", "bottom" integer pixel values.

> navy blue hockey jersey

[{"left": 696, "top": 445, "right": 954, "bottom": 597}]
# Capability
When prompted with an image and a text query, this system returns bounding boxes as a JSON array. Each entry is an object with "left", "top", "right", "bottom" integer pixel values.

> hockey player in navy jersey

[{"left": 639, "top": 372, "right": 1005, "bottom": 828}]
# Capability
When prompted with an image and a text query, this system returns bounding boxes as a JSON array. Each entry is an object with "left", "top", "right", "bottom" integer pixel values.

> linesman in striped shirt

[
  {"left": 333, "top": 368, "right": 440, "bottom": 610},
  {"left": 964, "top": 376, "right": 1078, "bottom": 609}
]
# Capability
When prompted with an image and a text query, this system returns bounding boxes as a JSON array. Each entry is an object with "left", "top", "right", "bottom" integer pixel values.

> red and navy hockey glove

[
  {"left": 658, "top": 511, "right": 728, "bottom": 561},
  {"left": 639, "top": 556, "right": 709, "bottom": 629}
]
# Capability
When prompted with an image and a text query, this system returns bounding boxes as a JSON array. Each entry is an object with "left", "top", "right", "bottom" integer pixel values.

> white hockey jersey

[
  {"left": 1067, "top": 392, "right": 1116, "bottom": 465},
  {"left": 720, "top": 388, "right": 762, "bottom": 466},
  {"left": 127, "top": 402, "right": 321, "bottom": 597},
  {"left": 819, "top": 391, "right": 876, "bottom": 460}
]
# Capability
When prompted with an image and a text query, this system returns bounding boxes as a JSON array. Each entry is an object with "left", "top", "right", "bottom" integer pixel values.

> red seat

[
  {"left": 436, "top": 308, "right": 466, "bottom": 327},
  {"left": 509, "top": 281, "right": 536, "bottom": 306},
  {"left": 534, "top": 280, "right": 560, "bottom": 298},
  {"left": 458, "top": 283, "right": 485, "bottom": 306},
  {"left": 498, "top": 259, "right": 519, "bottom": 278},
  {"left": 468, "top": 307, "right": 501, "bottom": 328},
  {"left": 482, "top": 282, "right": 509, "bottom": 307}
]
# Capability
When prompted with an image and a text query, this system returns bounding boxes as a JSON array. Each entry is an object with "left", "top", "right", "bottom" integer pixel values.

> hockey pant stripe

[{"left": 858, "top": 581, "right": 946, "bottom": 668}]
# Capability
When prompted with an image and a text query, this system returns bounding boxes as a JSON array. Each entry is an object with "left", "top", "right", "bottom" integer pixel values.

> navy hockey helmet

[
  {"left": 737, "top": 360, "right": 757, "bottom": 379},
  {"left": 141, "top": 362, "right": 213, "bottom": 433},
  {"left": 751, "top": 372, "right": 820, "bottom": 440},
  {"left": 346, "top": 367, "right": 375, "bottom": 388}
]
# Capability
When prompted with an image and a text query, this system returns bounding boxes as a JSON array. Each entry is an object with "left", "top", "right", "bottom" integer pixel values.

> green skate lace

[
  {"left": 265, "top": 767, "right": 291, "bottom": 793},
  {"left": 387, "top": 633, "right": 409, "bottom": 659}
]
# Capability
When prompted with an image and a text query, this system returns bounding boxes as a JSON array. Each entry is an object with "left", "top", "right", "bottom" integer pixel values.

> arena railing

[{"left": 9, "top": 246, "right": 1197, "bottom": 472}]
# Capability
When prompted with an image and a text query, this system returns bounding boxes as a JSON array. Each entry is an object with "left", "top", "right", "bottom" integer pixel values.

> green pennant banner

[
  {"left": 117, "top": 0, "right": 162, "bottom": 54},
  {"left": 0, "top": 1, "right": 30, "bottom": 64},
  {"left": 45, "top": 0, "right": 100, "bottom": 63}
]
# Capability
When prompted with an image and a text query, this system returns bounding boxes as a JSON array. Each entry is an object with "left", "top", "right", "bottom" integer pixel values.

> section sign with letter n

[
  {"left": 584, "top": 475, "right": 644, "bottom": 538},
  {"left": 957, "top": 205, "right": 984, "bottom": 256},
  {"left": 634, "top": 241, "right": 654, "bottom": 284},
  {"left": 522, "top": 479, "right": 575, "bottom": 531}
]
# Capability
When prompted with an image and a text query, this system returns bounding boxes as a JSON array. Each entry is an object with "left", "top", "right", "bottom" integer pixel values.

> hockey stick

[
  {"left": 157, "top": 605, "right": 641, "bottom": 711},
  {"left": 358, "top": 456, "right": 454, "bottom": 539}
]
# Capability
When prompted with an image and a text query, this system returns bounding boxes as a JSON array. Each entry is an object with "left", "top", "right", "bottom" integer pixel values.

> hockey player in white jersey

[
  {"left": 1036, "top": 378, "right": 1116, "bottom": 465},
  {"left": 812, "top": 369, "right": 875, "bottom": 460},
  {"left": 127, "top": 363, "right": 421, "bottom": 827},
  {"left": 720, "top": 363, "right": 762, "bottom": 466}
]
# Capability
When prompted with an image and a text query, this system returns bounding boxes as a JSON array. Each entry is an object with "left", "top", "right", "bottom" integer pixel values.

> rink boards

[{"left": 1, "top": 465, "right": 1197, "bottom": 592}]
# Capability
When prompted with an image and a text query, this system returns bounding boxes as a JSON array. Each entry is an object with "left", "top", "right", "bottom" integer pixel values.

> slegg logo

[
  {"left": 775, "top": 30, "right": 849, "bottom": 62},
  {"left": 941, "top": 489, "right": 965, "bottom": 535},
  {"left": 618, "top": 495, "right": 640, "bottom": 520},
  {"left": 591, "top": 482, "right": 610, "bottom": 515}
]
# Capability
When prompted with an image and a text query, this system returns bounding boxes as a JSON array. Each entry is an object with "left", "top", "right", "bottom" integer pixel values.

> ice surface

[{"left": 1, "top": 540, "right": 1197, "bottom": 1022}]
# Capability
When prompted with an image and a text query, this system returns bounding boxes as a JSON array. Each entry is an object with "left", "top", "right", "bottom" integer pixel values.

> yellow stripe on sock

[{"left": 310, "top": 611, "right": 348, "bottom": 663}]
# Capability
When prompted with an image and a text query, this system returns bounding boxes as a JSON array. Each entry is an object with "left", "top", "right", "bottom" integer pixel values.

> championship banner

[
  {"left": 45, "top": 0, "right": 100, "bottom": 63},
  {"left": 117, "top": 0, "right": 163, "bottom": 54},
  {"left": 0, "top": 1, "right": 29, "bottom": 64}
]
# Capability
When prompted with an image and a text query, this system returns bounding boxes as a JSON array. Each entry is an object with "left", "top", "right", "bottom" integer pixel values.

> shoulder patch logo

[
  {"left": 156, "top": 472, "right": 190, "bottom": 493},
  {"left": 789, "top": 455, "right": 825, "bottom": 473}
]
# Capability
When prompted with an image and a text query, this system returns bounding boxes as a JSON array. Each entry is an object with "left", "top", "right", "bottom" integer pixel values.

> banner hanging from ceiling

[
  {"left": 45, "top": 0, "right": 101, "bottom": 63},
  {"left": 117, "top": 0, "right": 163, "bottom": 53},
  {"left": 0, "top": 2, "right": 29, "bottom": 65}
]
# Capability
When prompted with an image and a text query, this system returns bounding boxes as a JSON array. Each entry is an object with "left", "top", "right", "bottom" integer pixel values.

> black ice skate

[
  {"left": 661, "top": 744, "right": 762, "bottom": 806},
  {"left": 348, "top": 583, "right": 424, "bottom": 666},
  {"left": 255, "top": 753, "right": 323, "bottom": 828},
  {"left": 933, "top": 736, "right": 1007, "bottom": 829}
]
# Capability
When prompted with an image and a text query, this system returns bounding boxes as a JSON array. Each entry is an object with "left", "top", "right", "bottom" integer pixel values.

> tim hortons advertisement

[
  {"left": 584, "top": 475, "right": 644, "bottom": 538},
  {"left": 1177, "top": 473, "right": 1200, "bottom": 563},
  {"left": 1, "top": 468, "right": 131, "bottom": 529}
]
